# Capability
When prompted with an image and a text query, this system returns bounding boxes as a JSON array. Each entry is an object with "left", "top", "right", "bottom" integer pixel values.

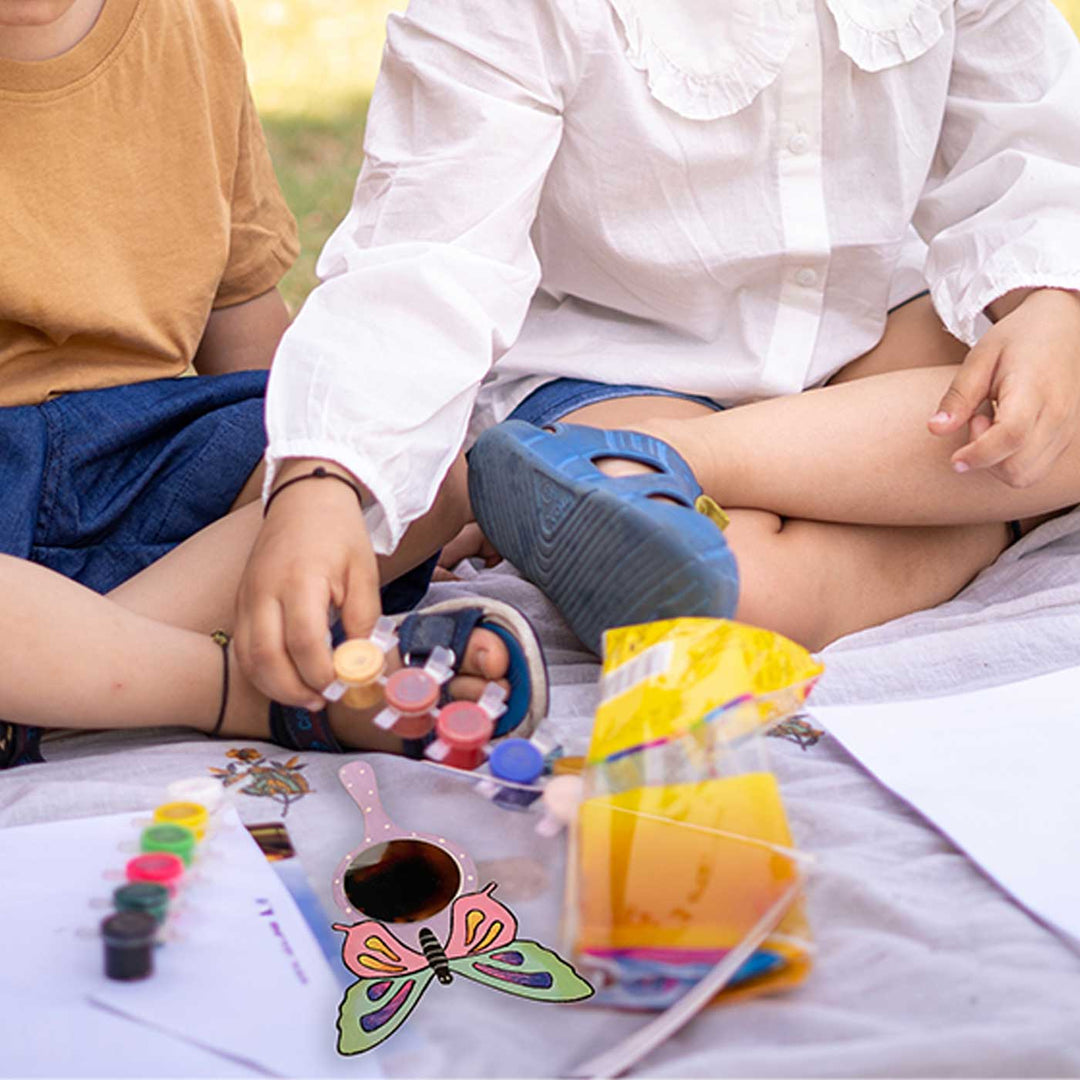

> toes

[
  {"left": 460, "top": 626, "right": 509, "bottom": 681},
  {"left": 448, "top": 675, "right": 511, "bottom": 702}
]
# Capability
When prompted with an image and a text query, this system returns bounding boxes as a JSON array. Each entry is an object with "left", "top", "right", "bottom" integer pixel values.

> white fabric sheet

[{"left": 3, "top": 505, "right": 1080, "bottom": 1076}]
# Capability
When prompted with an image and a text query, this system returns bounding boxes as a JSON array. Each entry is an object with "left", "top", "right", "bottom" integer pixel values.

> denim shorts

[
  {"left": 0, "top": 369, "right": 438, "bottom": 769},
  {"left": 508, "top": 377, "right": 723, "bottom": 427},
  {"left": 0, "top": 371, "right": 270, "bottom": 593}
]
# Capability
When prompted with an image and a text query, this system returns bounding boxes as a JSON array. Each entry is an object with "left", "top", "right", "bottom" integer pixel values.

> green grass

[
  {"left": 238, "top": 0, "right": 1080, "bottom": 311},
  {"left": 260, "top": 105, "right": 369, "bottom": 312},
  {"left": 234, "top": 0, "right": 401, "bottom": 309}
]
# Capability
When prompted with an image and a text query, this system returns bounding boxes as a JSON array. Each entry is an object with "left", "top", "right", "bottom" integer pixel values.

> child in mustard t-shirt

[
  {"left": 0, "top": 0, "right": 296, "bottom": 766},
  {"left": 0, "top": 1, "right": 532, "bottom": 768}
]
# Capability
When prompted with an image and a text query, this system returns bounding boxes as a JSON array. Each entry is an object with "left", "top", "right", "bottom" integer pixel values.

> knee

[{"left": 726, "top": 515, "right": 835, "bottom": 651}]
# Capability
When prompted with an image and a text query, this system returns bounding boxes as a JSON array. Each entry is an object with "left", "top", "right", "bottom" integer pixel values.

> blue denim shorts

[
  {"left": 0, "top": 369, "right": 438, "bottom": 769},
  {"left": 508, "top": 377, "right": 722, "bottom": 427},
  {"left": 0, "top": 371, "right": 270, "bottom": 593}
]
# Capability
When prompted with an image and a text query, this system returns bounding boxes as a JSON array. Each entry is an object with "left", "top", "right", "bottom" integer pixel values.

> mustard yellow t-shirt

[{"left": 0, "top": 0, "right": 299, "bottom": 405}]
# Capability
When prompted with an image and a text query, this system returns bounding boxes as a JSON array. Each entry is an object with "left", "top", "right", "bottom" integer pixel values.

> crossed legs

[{"left": 558, "top": 298, "right": 1073, "bottom": 650}]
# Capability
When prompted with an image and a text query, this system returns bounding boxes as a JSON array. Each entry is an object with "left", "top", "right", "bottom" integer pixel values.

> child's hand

[
  {"left": 928, "top": 289, "right": 1080, "bottom": 488},
  {"left": 234, "top": 460, "right": 381, "bottom": 709}
]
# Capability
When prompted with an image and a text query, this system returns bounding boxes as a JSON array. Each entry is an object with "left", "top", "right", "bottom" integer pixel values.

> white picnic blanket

[{"left": 3, "top": 506, "right": 1080, "bottom": 1078}]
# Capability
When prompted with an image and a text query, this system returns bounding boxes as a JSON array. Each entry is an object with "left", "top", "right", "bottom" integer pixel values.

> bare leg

[
  {"left": 557, "top": 396, "right": 1007, "bottom": 649},
  {"left": 637, "top": 298, "right": 1080, "bottom": 532},
  {"left": 10, "top": 453, "right": 504, "bottom": 746},
  {"left": 554, "top": 296, "right": 1026, "bottom": 652},
  {"left": 2, "top": 554, "right": 507, "bottom": 748}
]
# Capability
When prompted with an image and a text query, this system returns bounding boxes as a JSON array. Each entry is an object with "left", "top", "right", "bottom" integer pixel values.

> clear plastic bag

[{"left": 565, "top": 618, "right": 821, "bottom": 1009}]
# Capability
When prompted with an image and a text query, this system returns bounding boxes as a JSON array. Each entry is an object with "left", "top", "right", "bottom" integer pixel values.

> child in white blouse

[{"left": 236, "top": 0, "right": 1080, "bottom": 702}]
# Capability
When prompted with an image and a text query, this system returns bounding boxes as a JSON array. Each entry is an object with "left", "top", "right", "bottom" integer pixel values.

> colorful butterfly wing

[
  {"left": 444, "top": 883, "right": 518, "bottom": 958},
  {"left": 448, "top": 939, "right": 594, "bottom": 1003},
  {"left": 337, "top": 969, "right": 435, "bottom": 1055},
  {"left": 332, "top": 919, "right": 429, "bottom": 980}
]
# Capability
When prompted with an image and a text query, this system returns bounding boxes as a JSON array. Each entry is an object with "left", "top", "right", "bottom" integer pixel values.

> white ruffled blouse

[{"left": 267, "top": 0, "right": 1080, "bottom": 553}]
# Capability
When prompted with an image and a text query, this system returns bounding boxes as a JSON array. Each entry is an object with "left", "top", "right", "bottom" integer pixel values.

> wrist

[
  {"left": 266, "top": 459, "right": 372, "bottom": 517},
  {"left": 275, "top": 457, "right": 364, "bottom": 490},
  {"left": 988, "top": 286, "right": 1080, "bottom": 323}
]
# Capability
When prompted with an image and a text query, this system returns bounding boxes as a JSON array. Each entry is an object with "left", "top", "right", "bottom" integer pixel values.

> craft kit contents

[
  {"left": 323, "top": 615, "right": 399, "bottom": 707},
  {"left": 165, "top": 776, "right": 227, "bottom": 816},
  {"left": 125, "top": 852, "right": 185, "bottom": 896},
  {"left": 152, "top": 800, "right": 208, "bottom": 840},
  {"left": 426, "top": 702, "right": 493, "bottom": 769},
  {"left": 4, "top": 809, "right": 355, "bottom": 1079},
  {"left": 426, "top": 683, "right": 507, "bottom": 769},
  {"left": 566, "top": 618, "right": 818, "bottom": 1012},
  {"left": 331, "top": 761, "right": 593, "bottom": 1056},
  {"left": 537, "top": 775, "right": 584, "bottom": 837},
  {"left": 140, "top": 823, "right": 197, "bottom": 866},
  {"left": 485, "top": 739, "right": 545, "bottom": 808},
  {"left": 334, "top": 760, "right": 480, "bottom": 936},
  {"left": 373, "top": 649, "right": 456, "bottom": 741},
  {"left": 551, "top": 755, "right": 585, "bottom": 776},
  {"left": 101, "top": 910, "right": 157, "bottom": 981},
  {"left": 112, "top": 882, "right": 170, "bottom": 926},
  {"left": 245, "top": 821, "right": 348, "bottom": 980},
  {"left": 332, "top": 641, "right": 387, "bottom": 708}
]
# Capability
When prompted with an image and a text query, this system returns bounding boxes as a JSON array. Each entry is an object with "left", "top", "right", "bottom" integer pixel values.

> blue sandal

[
  {"left": 0, "top": 722, "right": 44, "bottom": 770},
  {"left": 268, "top": 597, "right": 549, "bottom": 753},
  {"left": 468, "top": 420, "right": 739, "bottom": 654}
]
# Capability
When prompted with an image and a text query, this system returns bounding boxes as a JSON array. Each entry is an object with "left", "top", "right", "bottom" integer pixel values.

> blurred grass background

[{"left": 235, "top": 0, "right": 1080, "bottom": 312}]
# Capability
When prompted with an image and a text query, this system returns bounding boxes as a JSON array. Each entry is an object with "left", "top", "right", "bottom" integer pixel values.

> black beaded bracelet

[
  {"left": 208, "top": 629, "right": 231, "bottom": 738},
  {"left": 263, "top": 466, "right": 366, "bottom": 518}
]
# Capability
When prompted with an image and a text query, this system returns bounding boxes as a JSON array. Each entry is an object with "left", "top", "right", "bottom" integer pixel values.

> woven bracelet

[{"left": 263, "top": 466, "right": 366, "bottom": 518}]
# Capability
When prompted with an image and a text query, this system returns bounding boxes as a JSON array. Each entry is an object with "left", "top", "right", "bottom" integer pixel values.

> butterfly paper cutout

[{"left": 333, "top": 883, "right": 593, "bottom": 1054}]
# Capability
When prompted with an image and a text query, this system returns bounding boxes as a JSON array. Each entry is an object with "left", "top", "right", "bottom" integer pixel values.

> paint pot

[
  {"left": 536, "top": 775, "right": 584, "bottom": 837},
  {"left": 488, "top": 740, "right": 545, "bottom": 809},
  {"left": 140, "top": 823, "right": 196, "bottom": 867},
  {"left": 381, "top": 668, "right": 440, "bottom": 740},
  {"left": 332, "top": 639, "right": 386, "bottom": 709},
  {"left": 101, "top": 911, "right": 157, "bottom": 981},
  {"left": 112, "top": 882, "right": 170, "bottom": 926},
  {"left": 165, "top": 777, "right": 226, "bottom": 816},
  {"left": 427, "top": 701, "right": 494, "bottom": 771},
  {"left": 125, "top": 852, "right": 185, "bottom": 897},
  {"left": 153, "top": 800, "right": 208, "bottom": 840}
]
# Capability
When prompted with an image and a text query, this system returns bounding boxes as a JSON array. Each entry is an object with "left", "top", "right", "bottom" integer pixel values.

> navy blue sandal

[
  {"left": 468, "top": 420, "right": 739, "bottom": 654},
  {"left": 0, "top": 722, "right": 44, "bottom": 770},
  {"left": 268, "top": 598, "right": 548, "bottom": 753}
]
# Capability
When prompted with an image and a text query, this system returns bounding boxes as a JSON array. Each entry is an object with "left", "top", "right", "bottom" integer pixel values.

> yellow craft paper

[{"left": 590, "top": 619, "right": 823, "bottom": 764}]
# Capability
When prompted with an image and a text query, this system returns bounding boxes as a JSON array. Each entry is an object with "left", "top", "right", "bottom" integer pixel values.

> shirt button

[
  {"left": 788, "top": 133, "right": 810, "bottom": 154},
  {"left": 795, "top": 267, "right": 818, "bottom": 288}
]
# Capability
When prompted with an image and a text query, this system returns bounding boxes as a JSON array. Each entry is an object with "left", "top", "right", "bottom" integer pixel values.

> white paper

[
  {"left": 0, "top": 809, "right": 383, "bottom": 1078},
  {"left": 0, "top": 980, "right": 263, "bottom": 1078},
  {"left": 812, "top": 665, "right": 1080, "bottom": 947}
]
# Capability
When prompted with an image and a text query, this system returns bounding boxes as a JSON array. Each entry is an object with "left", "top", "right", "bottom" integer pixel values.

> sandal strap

[
  {"left": 268, "top": 702, "right": 344, "bottom": 754},
  {"left": 0, "top": 722, "right": 44, "bottom": 770},
  {"left": 589, "top": 471, "right": 697, "bottom": 506},
  {"left": 397, "top": 607, "right": 484, "bottom": 671},
  {"left": 547, "top": 424, "right": 703, "bottom": 499}
]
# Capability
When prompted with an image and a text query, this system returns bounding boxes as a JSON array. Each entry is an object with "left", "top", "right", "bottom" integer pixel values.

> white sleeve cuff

[
  {"left": 929, "top": 231, "right": 1080, "bottom": 345},
  {"left": 262, "top": 439, "right": 406, "bottom": 557}
]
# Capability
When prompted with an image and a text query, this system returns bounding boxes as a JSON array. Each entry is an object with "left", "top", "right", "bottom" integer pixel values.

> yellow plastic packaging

[{"left": 566, "top": 618, "right": 822, "bottom": 1008}]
